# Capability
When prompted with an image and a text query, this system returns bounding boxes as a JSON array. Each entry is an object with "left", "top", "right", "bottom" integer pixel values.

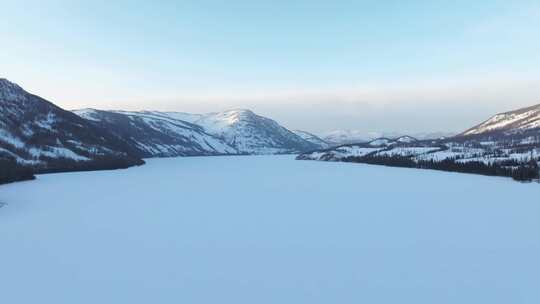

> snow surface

[
  {"left": 334, "top": 146, "right": 380, "bottom": 157},
  {"left": 28, "top": 147, "right": 90, "bottom": 161},
  {"left": 0, "top": 129, "right": 25, "bottom": 148},
  {"left": 301, "top": 146, "right": 382, "bottom": 160},
  {"left": 1, "top": 155, "right": 539, "bottom": 304},
  {"left": 34, "top": 112, "right": 57, "bottom": 130}
]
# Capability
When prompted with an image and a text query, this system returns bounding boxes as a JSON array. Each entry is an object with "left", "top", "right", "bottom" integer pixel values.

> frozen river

[{"left": 1, "top": 155, "right": 539, "bottom": 303}]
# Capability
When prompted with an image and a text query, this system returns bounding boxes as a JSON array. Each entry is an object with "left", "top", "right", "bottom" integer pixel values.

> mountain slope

[
  {"left": 0, "top": 79, "right": 144, "bottom": 174},
  {"left": 74, "top": 109, "right": 319, "bottom": 155},
  {"left": 73, "top": 109, "right": 237, "bottom": 157},
  {"left": 179, "top": 109, "right": 320, "bottom": 154},
  {"left": 81, "top": 109, "right": 321, "bottom": 155},
  {"left": 462, "top": 104, "right": 540, "bottom": 137},
  {"left": 292, "top": 130, "right": 330, "bottom": 149}
]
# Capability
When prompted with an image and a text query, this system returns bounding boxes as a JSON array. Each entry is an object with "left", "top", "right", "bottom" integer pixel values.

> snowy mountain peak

[
  {"left": 72, "top": 108, "right": 101, "bottom": 121},
  {"left": 203, "top": 109, "right": 257, "bottom": 127},
  {"left": 322, "top": 129, "right": 376, "bottom": 145},
  {"left": 368, "top": 138, "right": 394, "bottom": 146},
  {"left": 396, "top": 135, "right": 418, "bottom": 143},
  {"left": 322, "top": 130, "right": 437, "bottom": 146},
  {"left": 223, "top": 108, "right": 255, "bottom": 115},
  {"left": 177, "top": 109, "right": 321, "bottom": 154},
  {"left": 72, "top": 108, "right": 322, "bottom": 156},
  {"left": 197, "top": 109, "right": 324, "bottom": 152},
  {"left": 462, "top": 103, "right": 540, "bottom": 136}
]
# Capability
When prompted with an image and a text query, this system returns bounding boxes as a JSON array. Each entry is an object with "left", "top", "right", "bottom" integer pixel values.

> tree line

[
  {"left": 0, "top": 158, "right": 35, "bottom": 185},
  {"left": 343, "top": 154, "right": 540, "bottom": 182}
]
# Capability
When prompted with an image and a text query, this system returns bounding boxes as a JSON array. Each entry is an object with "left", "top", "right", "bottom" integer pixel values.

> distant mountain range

[
  {"left": 299, "top": 104, "right": 540, "bottom": 182},
  {"left": 2, "top": 77, "right": 539, "bottom": 183},
  {"left": 321, "top": 130, "right": 455, "bottom": 145}
]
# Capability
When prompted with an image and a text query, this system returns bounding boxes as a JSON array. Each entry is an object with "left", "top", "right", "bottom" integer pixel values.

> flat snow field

[{"left": 1, "top": 155, "right": 539, "bottom": 304}]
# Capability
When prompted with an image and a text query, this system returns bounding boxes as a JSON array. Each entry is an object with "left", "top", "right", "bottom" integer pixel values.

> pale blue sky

[{"left": 2, "top": 0, "right": 540, "bottom": 133}]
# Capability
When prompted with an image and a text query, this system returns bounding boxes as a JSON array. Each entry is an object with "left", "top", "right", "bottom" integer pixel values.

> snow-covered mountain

[
  {"left": 462, "top": 103, "right": 540, "bottom": 137},
  {"left": 0, "top": 79, "right": 143, "bottom": 172},
  {"left": 322, "top": 130, "right": 453, "bottom": 145},
  {"left": 76, "top": 109, "right": 322, "bottom": 155},
  {"left": 411, "top": 131, "right": 456, "bottom": 140},
  {"left": 367, "top": 136, "right": 419, "bottom": 146},
  {"left": 395, "top": 135, "right": 419, "bottom": 143},
  {"left": 321, "top": 130, "right": 383, "bottom": 145},
  {"left": 73, "top": 109, "right": 237, "bottom": 157},
  {"left": 292, "top": 130, "right": 330, "bottom": 149},
  {"left": 171, "top": 109, "right": 321, "bottom": 154}
]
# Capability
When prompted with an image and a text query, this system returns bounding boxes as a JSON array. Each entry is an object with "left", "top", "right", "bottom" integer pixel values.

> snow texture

[{"left": 1, "top": 155, "right": 539, "bottom": 304}]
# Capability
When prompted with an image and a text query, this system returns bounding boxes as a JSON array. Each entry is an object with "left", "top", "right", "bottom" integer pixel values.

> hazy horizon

[{"left": 2, "top": 0, "right": 540, "bottom": 134}]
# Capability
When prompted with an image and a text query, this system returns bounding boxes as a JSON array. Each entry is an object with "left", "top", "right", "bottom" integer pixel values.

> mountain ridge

[
  {"left": 73, "top": 109, "right": 238, "bottom": 157},
  {"left": 0, "top": 79, "right": 144, "bottom": 179},
  {"left": 321, "top": 130, "right": 454, "bottom": 145},
  {"left": 73, "top": 108, "right": 323, "bottom": 155},
  {"left": 461, "top": 103, "right": 540, "bottom": 137}
]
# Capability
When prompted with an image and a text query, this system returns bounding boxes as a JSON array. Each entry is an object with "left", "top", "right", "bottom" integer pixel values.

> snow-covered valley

[{"left": 1, "top": 155, "right": 539, "bottom": 304}]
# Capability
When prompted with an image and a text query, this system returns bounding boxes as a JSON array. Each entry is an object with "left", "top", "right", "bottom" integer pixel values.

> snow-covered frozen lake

[{"left": 1, "top": 155, "right": 539, "bottom": 303}]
